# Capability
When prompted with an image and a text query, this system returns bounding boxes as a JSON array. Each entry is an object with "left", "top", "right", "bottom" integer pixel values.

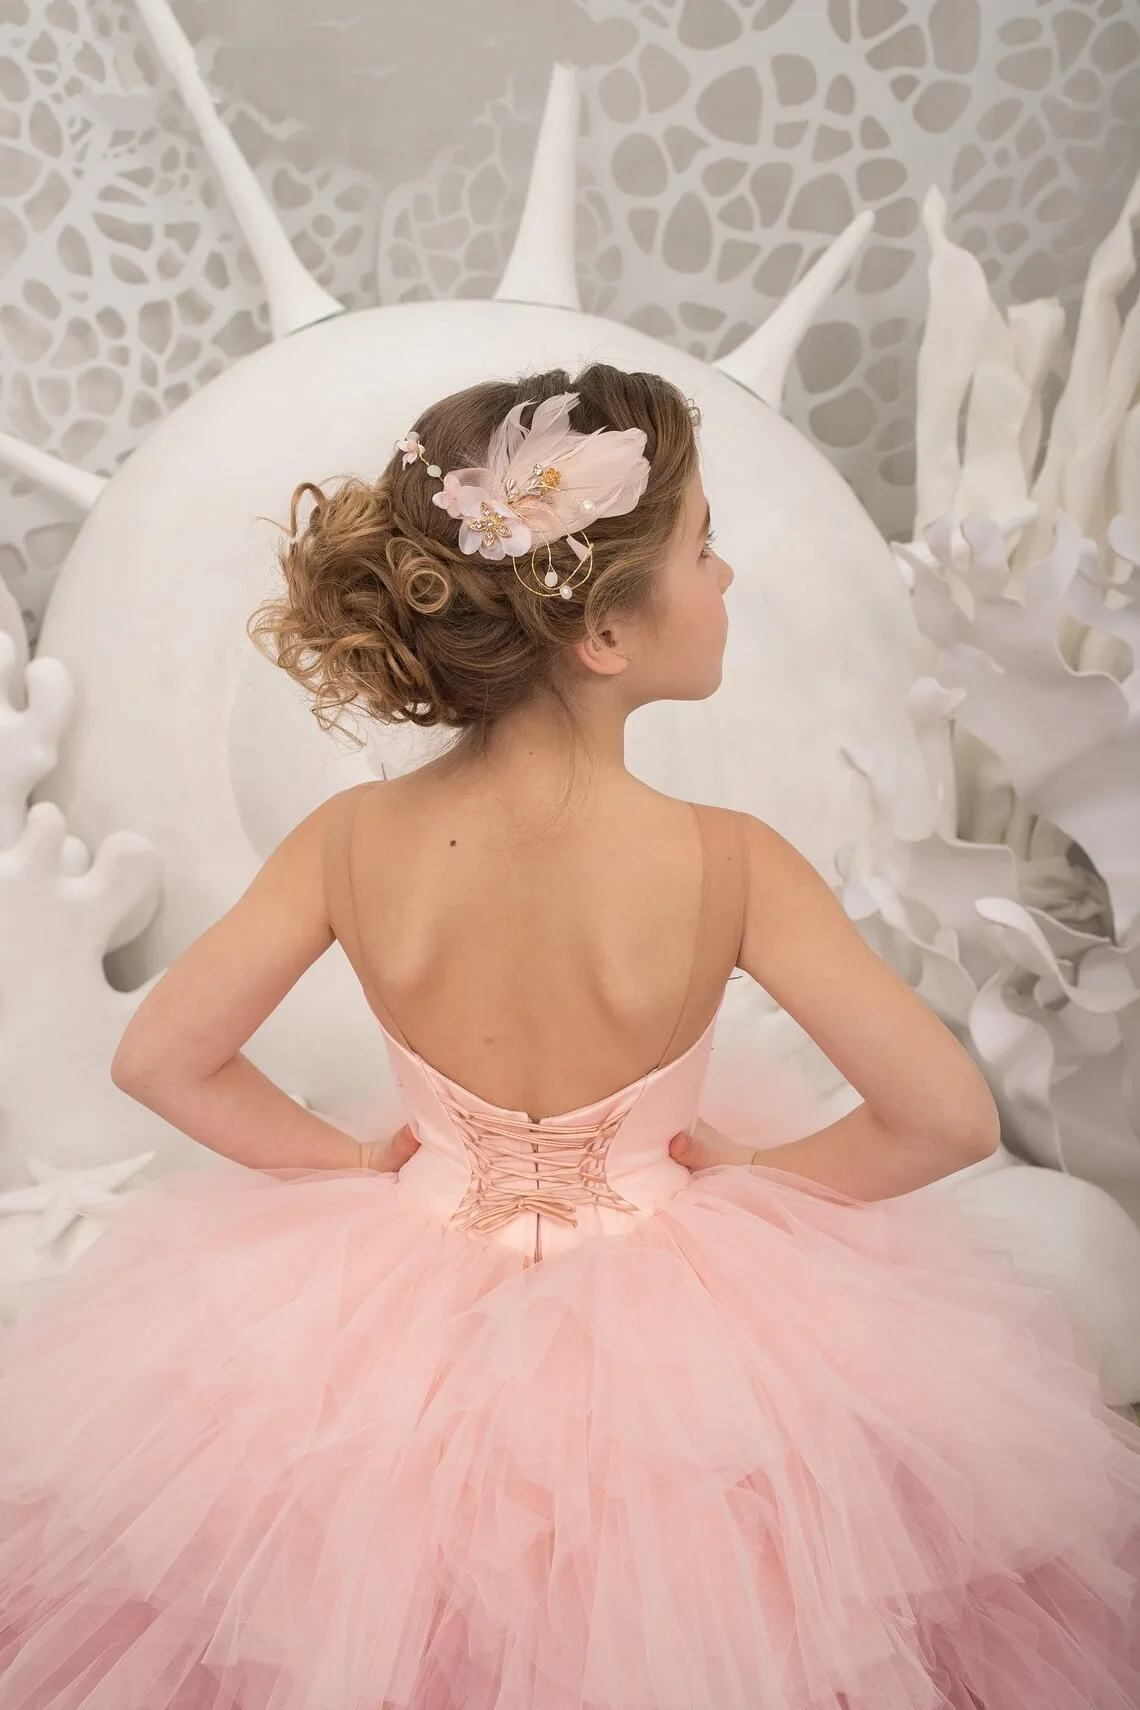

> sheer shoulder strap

[
  {"left": 651, "top": 802, "right": 749, "bottom": 1071},
  {"left": 322, "top": 780, "right": 414, "bottom": 1051}
]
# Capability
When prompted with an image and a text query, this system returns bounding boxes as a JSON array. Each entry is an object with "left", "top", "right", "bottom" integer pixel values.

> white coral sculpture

[
  {"left": 837, "top": 509, "right": 1140, "bottom": 1404},
  {"left": 829, "top": 176, "right": 1140, "bottom": 1404},
  {"left": 0, "top": 592, "right": 176, "bottom": 1316},
  {"left": 838, "top": 510, "right": 1140, "bottom": 1198},
  {"left": 867, "top": 168, "right": 1140, "bottom": 1202}
]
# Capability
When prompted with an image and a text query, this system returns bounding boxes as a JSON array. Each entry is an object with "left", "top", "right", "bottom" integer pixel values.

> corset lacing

[{"left": 440, "top": 1094, "right": 642, "bottom": 1238}]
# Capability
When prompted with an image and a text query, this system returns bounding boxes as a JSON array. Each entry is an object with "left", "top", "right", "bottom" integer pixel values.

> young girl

[{"left": 0, "top": 365, "right": 1137, "bottom": 1709}]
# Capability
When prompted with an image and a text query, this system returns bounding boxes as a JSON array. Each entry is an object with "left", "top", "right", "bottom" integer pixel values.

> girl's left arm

[{"left": 110, "top": 795, "right": 389, "bottom": 1173}]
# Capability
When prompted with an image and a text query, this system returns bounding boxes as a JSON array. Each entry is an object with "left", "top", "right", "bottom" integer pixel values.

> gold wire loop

[{"left": 511, "top": 537, "right": 595, "bottom": 601}]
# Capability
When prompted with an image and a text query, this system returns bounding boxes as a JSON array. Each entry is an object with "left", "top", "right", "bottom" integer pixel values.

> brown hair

[{"left": 247, "top": 362, "right": 701, "bottom": 746}]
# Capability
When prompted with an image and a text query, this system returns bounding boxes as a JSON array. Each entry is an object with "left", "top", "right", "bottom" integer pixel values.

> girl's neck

[{"left": 435, "top": 686, "right": 634, "bottom": 827}]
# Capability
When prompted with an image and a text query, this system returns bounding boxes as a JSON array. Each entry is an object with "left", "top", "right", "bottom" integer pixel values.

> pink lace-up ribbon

[{"left": 439, "top": 1095, "right": 641, "bottom": 1236}]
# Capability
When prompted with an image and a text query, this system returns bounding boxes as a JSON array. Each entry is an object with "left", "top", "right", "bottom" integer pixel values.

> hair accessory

[{"left": 394, "top": 392, "right": 650, "bottom": 600}]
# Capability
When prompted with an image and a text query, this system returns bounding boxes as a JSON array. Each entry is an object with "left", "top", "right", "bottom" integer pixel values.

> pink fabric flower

[
  {"left": 431, "top": 469, "right": 490, "bottom": 519},
  {"left": 456, "top": 488, "right": 533, "bottom": 560},
  {"left": 428, "top": 393, "right": 650, "bottom": 564}
]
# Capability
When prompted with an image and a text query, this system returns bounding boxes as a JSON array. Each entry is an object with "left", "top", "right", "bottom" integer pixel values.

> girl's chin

[
  {"left": 692, "top": 657, "right": 726, "bottom": 698},
  {"left": 662, "top": 668, "right": 724, "bottom": 703}
]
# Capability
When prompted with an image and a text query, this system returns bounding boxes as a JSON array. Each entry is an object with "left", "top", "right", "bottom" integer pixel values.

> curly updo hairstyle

[{"left": 247, "top": 362, "right": 701, "bottom": 747}]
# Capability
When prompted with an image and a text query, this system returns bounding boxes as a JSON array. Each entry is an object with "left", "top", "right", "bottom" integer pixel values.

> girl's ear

[{"left": 572, "top": 620, "right": 630, "bottom": 679}]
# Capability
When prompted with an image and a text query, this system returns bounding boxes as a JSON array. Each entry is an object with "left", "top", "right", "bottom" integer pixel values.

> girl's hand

[
  {"left": 669, "top": 1117, "right": 757, "bottom": 1171},
  {"left": 360, "top": 1123, "right": 421, "bottom": 1173}
]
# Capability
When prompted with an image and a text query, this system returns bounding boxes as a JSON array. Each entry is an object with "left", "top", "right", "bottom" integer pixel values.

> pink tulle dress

[{"left": 1, "top": 796, "right": 1138, "bottom": 1709}]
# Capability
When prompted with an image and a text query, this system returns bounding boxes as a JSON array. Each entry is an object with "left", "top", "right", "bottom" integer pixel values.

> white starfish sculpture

[{"left": 0, "top": 1151, "right": 156, "bottom": 1250}]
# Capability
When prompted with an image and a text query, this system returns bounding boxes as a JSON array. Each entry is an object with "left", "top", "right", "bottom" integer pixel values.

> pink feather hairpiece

[{"left": 394, "top": 391, "right": 651, "bottom": 600}]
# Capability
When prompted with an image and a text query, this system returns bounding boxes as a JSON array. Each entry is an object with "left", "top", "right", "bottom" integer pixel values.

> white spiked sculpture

[
  {"left": 1, "top": 3, "right": 1139, "bottom": 1400},
  {"left": 713, "top": 209, "right": 875, "bottom": 410},
  {"left": 130, "top": 0, "right": 343, "bottom": 340},
  {"left": 0, "top": 438, "right": 106, "bottom": 515},
  {"left": 492, "top": 62, "right": 581, "bottom": 313}
]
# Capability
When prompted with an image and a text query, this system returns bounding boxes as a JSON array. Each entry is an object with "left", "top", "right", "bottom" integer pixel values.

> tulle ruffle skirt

[{"left": 0, "top": 1156, "right": 1137, "bottom": 1709}]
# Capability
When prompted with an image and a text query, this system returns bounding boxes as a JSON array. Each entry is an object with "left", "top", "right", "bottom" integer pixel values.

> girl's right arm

[{"left": 700, "top": 814, "right": 1001, "bottom": 1202}]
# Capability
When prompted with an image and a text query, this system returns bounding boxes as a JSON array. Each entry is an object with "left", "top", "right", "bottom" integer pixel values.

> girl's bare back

[{"left": 324, "top": 770, "right": 745, "bottom": 1120}]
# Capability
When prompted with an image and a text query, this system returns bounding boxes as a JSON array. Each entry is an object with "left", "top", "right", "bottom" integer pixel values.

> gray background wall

[{"left": 2, "top": 0, "right": 1138, "bottom": 642}]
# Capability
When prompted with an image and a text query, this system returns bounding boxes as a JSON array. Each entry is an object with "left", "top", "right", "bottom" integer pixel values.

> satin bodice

[{"left": 386, "top": 1011, "right": 720, "bottom": 1263}]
